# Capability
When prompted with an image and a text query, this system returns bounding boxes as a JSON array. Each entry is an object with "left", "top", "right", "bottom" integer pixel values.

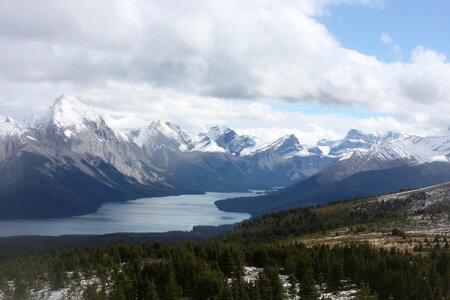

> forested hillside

[{"left": 1, "top": 240, "right": 449, "bottom": 299}]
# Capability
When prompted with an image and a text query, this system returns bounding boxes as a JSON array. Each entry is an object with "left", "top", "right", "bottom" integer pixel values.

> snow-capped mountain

[
  {"left": 34, "top": 95, "right": 161, "bottom": 183},
  {"left": 206, "top": 126, "right": 260, "bottom": 156},
  {"left": 0, "top": 117, "right": 27, "bottom": 140},
  {"left": 191, "top": 133, "right": 225, "bottom": 152},
  {"left": 317, "top": 129, "right": 396, "bottom": 157},
  {"left": 0, "top": 96, "right": 183, "bottom": 219},
  {"left": 314, "top": 129, "right": 450, "bottom": 184},
  {"left": 135, "top": 122, "right": 313, "bottom": 159},
  {"left": 253, "top": 134, "right": 306, "bottom": 158},
  {"left": 0, "top": 117, "right": 30, "bottom": 163},
  {"left": 135, "top": 123, "right": 270, "bottom": 156},
  {"left": 133, "top": 121, "right": 331, "bottom": 182},
  {"left": 348, "top": 129, "right": 450, "bottom": 166},
  {"left": 136, "top": 121, "right": 224, "bottom": 154},
  {"left": 139, "top": 121, "right": 192, "bottom": 150},
  {"left": 36, "top": 95, "right": 104, "bottom": 136}
]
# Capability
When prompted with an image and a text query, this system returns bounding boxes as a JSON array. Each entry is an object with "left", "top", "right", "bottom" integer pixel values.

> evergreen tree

[
  {"left": 256, "top": 267, "right": 284, "bottom": 300},
  {"left": 300, "top": 268, "right": 318, "bottom": 300},
  {"left": 162, "top": 266, "right": 183, "bottom": 300},
  {"left": 13, "top": 280, "right": 29, "bottom": 300},
  {"left": 287, "top": 274, "right": 298, "bottom": 298},
  {"left": 328, "top": 263, "right": 344, "bottom": 291}
]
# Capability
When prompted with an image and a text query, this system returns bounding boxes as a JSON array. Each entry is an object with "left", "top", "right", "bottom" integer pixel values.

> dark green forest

[{"left": 1, "top": 240, "right": 449, "bottom": 299}]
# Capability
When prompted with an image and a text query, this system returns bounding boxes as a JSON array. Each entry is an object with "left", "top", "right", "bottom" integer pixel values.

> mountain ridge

[{"left": 2, "top": 95, "right": 450, "bottom": 219}]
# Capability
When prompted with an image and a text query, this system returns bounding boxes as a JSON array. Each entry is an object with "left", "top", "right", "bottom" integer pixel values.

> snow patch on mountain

[
  {"left": 137, "top": 120, "right": 194, "bottom": 152},
  {"left": 365, "top": 132, "right": 450, "bottom": 164},
  {"left": 253, "top": 134, "right": 309, "bottom": 158},
  {"left": 138, "top": 123, "right": 255, "bottom": 154},
  {"left": 191, "top": 133, "right": 225, "bottom": 152},
  {"left": 207, "top": 126, "right": 262, "bottom": 156},
  {"left": 317, "top": 129, "right": 406, "bottom": 160},
  {"left": 0, "top": 117, "right": 26, "bottom": 138}
]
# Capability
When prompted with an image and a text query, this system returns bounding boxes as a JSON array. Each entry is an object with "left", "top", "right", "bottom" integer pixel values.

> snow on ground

[
  {"left": 320, "top": 288, "right": 358, "bottom": 300},
  {"left": 1, "top": 273, "right": 102, "bottom": 300},
  {"left": 239, "top": 266, "right": 359, "bottom": 300}
]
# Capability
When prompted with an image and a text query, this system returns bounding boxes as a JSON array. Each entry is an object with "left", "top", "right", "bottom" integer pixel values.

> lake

[{"left": 0, "top": 192, "right": 253, "bottom": 237}]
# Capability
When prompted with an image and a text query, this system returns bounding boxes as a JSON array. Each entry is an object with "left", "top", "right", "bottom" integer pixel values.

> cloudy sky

[{"left": 0, "top": 0, "right": 449, "bottom": 144}]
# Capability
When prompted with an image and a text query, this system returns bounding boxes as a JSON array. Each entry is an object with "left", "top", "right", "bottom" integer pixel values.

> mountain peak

[
  {"left": 345, "top": 129, "right": 365, "bottom": 139},
  {"left": 207, "top": 125, "right": 235, "bottom": 140},
  {"left": 0, "top": 116, "right": 25, "bottom": 138},
  {"left": 148, "top": 120, "right": 189, "bottom": 139},
  {"left": 38, "top": 95, "right": 103, "bottom": 132},
  {"left": 253, "top": 134, "right": 304, "bottom": 158},
  {"left": 272, "top": 134, "right": 300, "bottom": 145},
  {"left": 206, "top": 125, "right": 258, "bottom": 156},
  {"left": 140, "top": 120, "right": 194, "bottom": 151}
]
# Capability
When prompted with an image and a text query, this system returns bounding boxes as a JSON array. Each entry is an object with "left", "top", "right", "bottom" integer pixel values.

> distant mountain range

[
  {"left": 1, "top": 95, "right": 450, "bottom": 219},
  {"left": 217, "top": 125, "right": 450, "bottom": 215}
]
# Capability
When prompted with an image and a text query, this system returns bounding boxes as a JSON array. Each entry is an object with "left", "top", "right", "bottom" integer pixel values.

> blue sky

[
  {"left": 320, "top": 0, "right": 450, "bottom": 62},
  {"left": 290, "top": 0, "right": 450, "bottom": 122}
]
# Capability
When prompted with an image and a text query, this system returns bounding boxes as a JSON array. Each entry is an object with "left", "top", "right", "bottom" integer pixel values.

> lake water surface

[{"left": 0, "top": 192, "right": 253, "bottom": 237}]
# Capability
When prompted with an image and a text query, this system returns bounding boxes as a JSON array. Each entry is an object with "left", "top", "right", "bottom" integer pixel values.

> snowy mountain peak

[
  {"left": 207, "top": 125, "right": 236, "bottom": 141},
  {"left": 206, "top": 125, "right": 258, "bottom": 156},
  {"left": 343, "top": 129, "right": 378, "bottom": 142},
  {"left": 0, "top": 117, "right": 26, "bottom": 138},
  {"left": 263, "top": 134, "right": 305, "bottom": 157},
  {"left": 345, "top": 129, "right": 365, "bottom": 138},
  {"left": 156, "top": 121, "right": 191, "bottom": 143},
  {"left": 325, "top": 129, "right": 379, "bottom": 157},
  {"left": 250, "top": 134, "right": 308, "bottom": 158},
  {"left": 139, "top": 120, "right": 194, "bottom": 152},
  {"left": 37, "top": 95, "right": 104, "bottom": 133}
]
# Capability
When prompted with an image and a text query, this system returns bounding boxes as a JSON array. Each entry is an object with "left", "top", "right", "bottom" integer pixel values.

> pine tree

[
  {"left": 299, "top": 268, "right": 318, "bottom": 300},
  {"left": 287, "top": 274, "right": 298, "bottom": 298},
  {"left": 13, "top": 280, "right": 30, "bottom": 300},
  {"left": 255, "top": 267, "right": 284, "bottom": 300},
  {"left": 193, "top": 271, "right": 224, "bottom": 300},
  {"left": 162, "top": 266, "right": 183, "bottom": 300},
  {"left": 328, "top": 263, "right": 344, "bottom": 291}
]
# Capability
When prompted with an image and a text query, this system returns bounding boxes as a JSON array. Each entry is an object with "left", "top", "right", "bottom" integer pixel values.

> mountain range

[{"left": 1, "top": 95, "right": 450, "bottom": 219}]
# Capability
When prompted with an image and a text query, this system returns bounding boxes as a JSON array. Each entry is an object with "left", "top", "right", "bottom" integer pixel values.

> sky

[{"left": 0, "top": 0, "right": 449, "bottom": 144}]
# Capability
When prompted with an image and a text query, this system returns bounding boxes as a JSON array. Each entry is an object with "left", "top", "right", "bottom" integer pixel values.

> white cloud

[
  {"left": 380, "top": 33, "right": 402, "bottom": 60},
  {"left": 0, "top": 0, "right": 449, "bottom": 141},
  {"left": 381, "top": 33, "right": 393, "bottom": 44}
]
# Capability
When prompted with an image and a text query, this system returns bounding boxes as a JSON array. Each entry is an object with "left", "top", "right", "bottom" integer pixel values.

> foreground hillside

[
  {"left": 1, "top": 183, "right": 450, "bottom": 299},
  {"left": 229, "top": 181, "right": 450, "bottom": 247}
]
